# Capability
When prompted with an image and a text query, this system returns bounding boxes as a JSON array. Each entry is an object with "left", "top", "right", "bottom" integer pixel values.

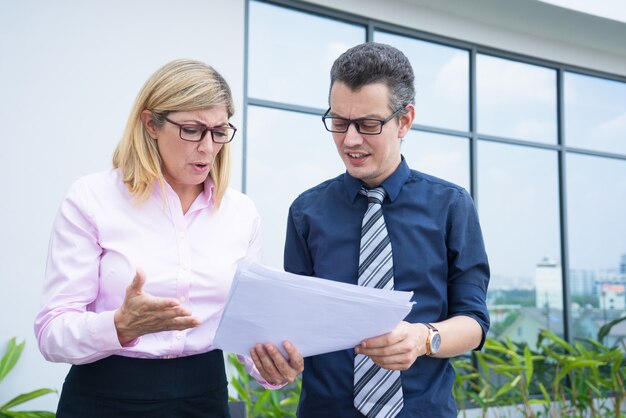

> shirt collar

[
  {"left": 344, "top": 155, "right": 410, "bottom": 203},
  {"left": 152, "top": 176, "right": 215, "bottom": 210},
  {"left": 201, "top": 177, "right": 215, "bottom": 207}
]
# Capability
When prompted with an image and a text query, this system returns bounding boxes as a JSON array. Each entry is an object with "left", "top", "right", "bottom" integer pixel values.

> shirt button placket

[{"left": 173, "top": 223, "right": 191, "bottom": 356}]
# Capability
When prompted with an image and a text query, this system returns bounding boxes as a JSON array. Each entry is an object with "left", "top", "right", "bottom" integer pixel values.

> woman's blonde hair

[{"left": 113, "top": 59, "right": 234, "bottom": 207}]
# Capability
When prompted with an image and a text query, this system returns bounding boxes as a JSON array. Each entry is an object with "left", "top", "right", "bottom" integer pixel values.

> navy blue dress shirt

[{"left": 284, "top": 157, "right": 490, "bottom": 418}]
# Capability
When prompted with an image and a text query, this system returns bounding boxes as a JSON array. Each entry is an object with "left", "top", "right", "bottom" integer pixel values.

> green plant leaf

[
  {"left": 573, "top": 341, "right": 590, "bottom": 359},
  {"left": 485, "top": 345, "right": 517, "bottom": 359},
  {"left": 490, "top": 365, "right": 526, "bottom": 373},
  {"left": 0, "top": 389, "right": 57, "bottom": 411},
  {"left": 229, "top": 379, "right": 251, "bottom": 404},
  {"left": 0, "top": 338, "right": 25, "bottom": 383},
  {"left": 583, "top": 380, "right": 603, "bottom": 398},
  {"left": 493, "top": 380, "right": 517, "bottom": 399},
  {"left": 479, "top": 352, "right": 511, "bottom": 365},
  {"left": 1, "top": 412, "right": 56, "bottom": 418},
  {"left": 269, "top": 389, "right": 281, "bottom": 407},
  {"left": 252, "top": 390, "right": 272, "bottom": 417},
  {"left": 582, "top": 337, "right": 608, "bottom": 352},
  {"left": 610, "top": 350, "right": 623, "bottom": 375},
  {"left": 537, "top": 382, "right": 551, "bottom": 404},
  {"left": 540, "top": 329, "right": 576, "bottom": 354},
  {"left": 475, "top": 353, "right": 490, "bottom": 379},
  {"left": 280, "top": 396, "right": 299, "bottom": 407},
  {"left": 227, "top": 354, "right": 249, "bottom": 384},
  {"left": 555, "top": 359, "right": 605, "bottom": 382},
  {"left": 523, "top": 345, "right": 533, "bottom": 384},
  {"left": 597, "top": 315, "right": 626, "bottom": 343}
]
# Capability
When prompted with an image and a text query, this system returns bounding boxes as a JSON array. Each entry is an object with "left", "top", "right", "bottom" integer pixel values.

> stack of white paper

[{"left": 213, "top": 262, "right": 415, "bottom": 358}]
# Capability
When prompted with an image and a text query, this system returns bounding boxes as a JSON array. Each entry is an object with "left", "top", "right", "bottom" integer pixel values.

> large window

[
  {"left": 477, "top": 55, "right": 557, "bottom": 144},
  {"left": 566, "top": 154, "right": 626, "bottom": 342},
  {"left": 564, "top": 72, "right": 626, "bottom": 155},
  {"left": 248, "top": 1, "right": 364, "bottom": 109},
  {"left": 245, "top": 0, "right": 626, "bottom": 347},
  {"left": 375, "top": 31, "right": 470, "bottom": 132},
  {"left": 478, "top": 142, "right": 562, "bottom": 344},
  {"left": 246, "top": 106, "right": 344, "bottom": 267},
  {"left": 402, "top": 131, "right": 469, "bottom": 190},
  {"left": 246, "top": 1, "right": 364, "bottom": 268}
]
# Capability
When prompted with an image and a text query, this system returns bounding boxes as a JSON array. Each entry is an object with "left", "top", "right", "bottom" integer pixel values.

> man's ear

[
  {"left": 140, "top": 109, "right": 158, "bottom": 139},
  {"left": 398, "top": 104, "right": 415, "bottom": 138}
]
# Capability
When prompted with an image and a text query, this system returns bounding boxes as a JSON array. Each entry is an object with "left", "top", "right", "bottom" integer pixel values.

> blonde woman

[{"left": 34, "top": 59, "right": 302, "bottom": 417}]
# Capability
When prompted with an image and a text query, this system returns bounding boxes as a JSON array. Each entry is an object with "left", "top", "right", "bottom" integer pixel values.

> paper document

[{"left": 213, "top": 262, "right": 414, "bottom": 357}]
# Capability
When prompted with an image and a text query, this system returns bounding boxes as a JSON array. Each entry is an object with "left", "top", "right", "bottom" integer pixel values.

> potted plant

[
  {"left": 227, "top": 354, "right": 300, "bottom": 418},
  {"left": 0, "top": 338, "right": 57, "bottom": 418}
]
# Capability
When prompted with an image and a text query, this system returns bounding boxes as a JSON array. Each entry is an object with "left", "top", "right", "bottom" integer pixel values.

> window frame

[{"left": 243, "top": 0, "right": 626, "bottom": 344}]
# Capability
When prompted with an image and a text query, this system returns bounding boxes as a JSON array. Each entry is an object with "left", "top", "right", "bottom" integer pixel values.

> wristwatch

[{"left": 423, "top": 323, "right": 441, "bottom": 356}]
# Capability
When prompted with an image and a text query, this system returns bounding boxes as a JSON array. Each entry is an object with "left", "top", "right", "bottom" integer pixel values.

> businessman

[{"left": 253, "top": 42, "right": 490, "bottom": 418}]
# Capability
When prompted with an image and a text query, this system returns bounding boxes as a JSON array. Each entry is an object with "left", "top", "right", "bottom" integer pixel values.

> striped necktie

[{"left": 354, "top": 187, "right": 404, "bottom": 418}]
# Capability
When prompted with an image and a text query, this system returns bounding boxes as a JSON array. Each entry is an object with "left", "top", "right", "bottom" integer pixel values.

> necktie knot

[{"left": 360, "top": 186, "right": 386, "bottom": 205}]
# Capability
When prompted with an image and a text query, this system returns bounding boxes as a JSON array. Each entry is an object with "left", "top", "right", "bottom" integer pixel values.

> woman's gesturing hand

[{"left": 114, "top": 269, "right": 201, "bottom": 345}]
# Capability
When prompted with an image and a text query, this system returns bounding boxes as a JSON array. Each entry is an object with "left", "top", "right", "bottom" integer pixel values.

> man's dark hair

[{"left": 329, "top": 42, "right": 415, "bottom": 113}]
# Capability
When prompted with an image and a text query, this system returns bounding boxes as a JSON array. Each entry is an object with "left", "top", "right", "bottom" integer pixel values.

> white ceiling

[
  {"left": 399, "top": 0, "right": 626, "bottom": 58},
  {"left": 537, "top": 0, "right": 626, "bottom": 23}
]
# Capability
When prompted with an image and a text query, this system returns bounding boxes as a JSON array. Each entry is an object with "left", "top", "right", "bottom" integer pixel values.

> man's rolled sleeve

[{"left": 446, "top": 190, "right": 490, "bottom": 349}]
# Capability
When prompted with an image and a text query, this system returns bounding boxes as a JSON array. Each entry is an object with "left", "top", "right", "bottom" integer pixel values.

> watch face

[{"left": 431, "top": 333, "right": 442, "bottom": 353}]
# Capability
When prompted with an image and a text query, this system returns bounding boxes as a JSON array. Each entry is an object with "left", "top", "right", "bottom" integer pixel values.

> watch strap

[
  {"left": 423, "top": 322, "right": 439, "bottom": 356},
  {"left": 424, "top": 322, "right": 439, "bottom": 332}
]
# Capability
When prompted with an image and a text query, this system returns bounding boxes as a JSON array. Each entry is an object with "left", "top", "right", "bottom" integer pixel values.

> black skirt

[{"left": 56, "top": 350, "right": 230, "bottom": 418}]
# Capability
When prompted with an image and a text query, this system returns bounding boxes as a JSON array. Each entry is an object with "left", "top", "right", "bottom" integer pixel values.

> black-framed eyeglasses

[
  {"left": 322, "top": 107, "right": 404, "bottom": 135},
  {"left": 163, "top": 116, "right": 237, "bottom": 144}
]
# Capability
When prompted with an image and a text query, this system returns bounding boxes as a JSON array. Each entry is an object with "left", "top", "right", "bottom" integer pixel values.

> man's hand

[
  {"left": 114, "top": 269, "right": 200, "bottom": 345},
  {"left": 250, "top": 341, "right": 304, "bottom": 385},
  {"left": 355, "top": 321, "right": 428, "bottom": 370}
]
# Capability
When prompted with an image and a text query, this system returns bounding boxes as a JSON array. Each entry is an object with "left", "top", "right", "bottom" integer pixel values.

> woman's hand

[
  {"left": 114, "top": 269, "right": 200, "bottom": 345},
  {"left": 250, "top": 341, "right": 304, "bottom": 385}
]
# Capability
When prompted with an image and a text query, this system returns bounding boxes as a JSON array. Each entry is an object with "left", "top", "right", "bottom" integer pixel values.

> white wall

[{"left": 0, "top": 0, "right": 244, "bottom": 411}]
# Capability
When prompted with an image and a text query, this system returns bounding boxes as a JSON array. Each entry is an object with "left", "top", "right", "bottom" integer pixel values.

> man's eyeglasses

[
  {"left": 163, "top": 116, "right": 237, "bottom": 144},
  {"left": 321, "top": 107, "right": 404, "bottom": 135}
]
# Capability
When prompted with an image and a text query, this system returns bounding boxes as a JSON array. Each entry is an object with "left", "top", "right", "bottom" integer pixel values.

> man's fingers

[
  {"left": 369, "top": 351, "right": 414, "bottom": 366},
  {"left": 357, "top": 332, "right": 418, "bottom": 359},
  {"left": 358, "top": 340, "right": 403, "bottom": 356},
  {"left": 361, "top": 332, "right": 402, "bottom": 349},
  {"left": 358, "top": 345, "right": 393, "bottom": 356},
  {"left": 371, "top": 359, "right": 411, "bottom": 371},
  {"left": 360, "top": 322, "right": 413, "bottom": 350}
]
